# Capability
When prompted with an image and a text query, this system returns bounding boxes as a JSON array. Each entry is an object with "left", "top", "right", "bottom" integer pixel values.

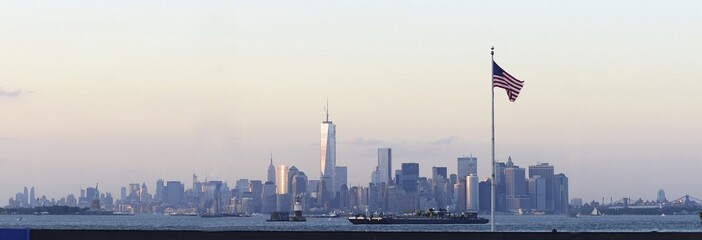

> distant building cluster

[
  {"left": 346, "top": 153, "right": 571, "bottom": 215},
  {"left": 7, "top": 185, "right": 108, "bottom": 211},
  {"left": 4, "top": 109, "right": 573, "bottom": 215}
]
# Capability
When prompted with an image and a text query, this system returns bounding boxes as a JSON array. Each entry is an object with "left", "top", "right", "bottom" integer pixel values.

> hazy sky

[{"left": 1, "top": 1, "right": 701, "bottom": 203}]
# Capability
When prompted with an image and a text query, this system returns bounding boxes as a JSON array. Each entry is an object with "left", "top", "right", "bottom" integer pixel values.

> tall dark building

[
  {"left": 431, "top": 167, "right": 447, "bottom": 181},
  {"left": 431, "top": 166, "right": 449, "bottom": 208},
  {"left": 261, "top": 181, "right": 276, "bottom": 213},
  {"left": 249, "top": 180, "right": 263, "bottom": 213},
  {"left": 457, "top": 156, "right": 478, "bottom": 180},
  {"left": 395, "top": 170, "right": 403, "bottom": 186},
  {"left": 494, "top": 161, "right": 507, "bottom": 212},
  {"left": 287, "top": 166, "right": 299, "bottom": 194},
  {"left": 528, "top": 163, "right": 555, "bottom": 211},
  {"left": 291, "top": 172, "right": 308, "bottom": 197},
  {"left": 528, "top": 176, "right": 547, "bottom": 210},
  {"left": 478, "top": 179, "right": 492, "bottom": 213},
  {"left": 165, "top": 181, "right": 184, "bottom": 207},
  {"left": 400, "top": 163, "right": 419, "bottom": 193},
  {"left": 505, "top": 164, "right": 529, "bottom": 211},
  {"left": 23, "top": 187, "right": 28, "bottom": 208},
  {"left": 155, "top": 179, "right": 164, "bottom": 202},
  {"left": 553, "top": 173, "right": 569, "bottom": 213}
]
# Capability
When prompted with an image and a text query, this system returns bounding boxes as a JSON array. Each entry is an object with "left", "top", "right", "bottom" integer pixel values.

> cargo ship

[{"left": 348, "top": 209, "right": 489, "bottom": 225}]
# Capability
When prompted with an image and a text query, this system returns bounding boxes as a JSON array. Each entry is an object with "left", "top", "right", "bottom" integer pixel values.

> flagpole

[{"left": 490, "top": 46, "right": 496, "bottom": 232}]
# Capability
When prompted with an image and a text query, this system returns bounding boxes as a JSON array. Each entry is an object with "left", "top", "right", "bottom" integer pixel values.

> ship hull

[{"left": 348, "top": 217, "right": 489, "bottom": 225}]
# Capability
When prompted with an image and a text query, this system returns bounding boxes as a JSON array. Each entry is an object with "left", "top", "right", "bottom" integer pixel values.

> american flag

[{"left": 492, "top": 61, "right": 524, "bottom": 102}]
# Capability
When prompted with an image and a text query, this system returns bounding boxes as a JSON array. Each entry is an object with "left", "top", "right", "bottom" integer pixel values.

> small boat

[
  {"left": 591, "top": 208, "right": 602, "bottom": 216},
  {"left": 306, "top": 212, "right": 340, "bottom": 218},
  {"left": 169, "top": 212, "right": 199, "bottom": 217},
  {"left": 568, "top": 211, "right": 581, "bottom": 218}
]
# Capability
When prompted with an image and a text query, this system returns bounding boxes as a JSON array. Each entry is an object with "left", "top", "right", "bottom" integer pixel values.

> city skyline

[
  {"left": 12, "top": 153, "right": 690, "bottom": 217},
  {"left": 2, "top": 1, "right": 702, "bottom": 204},
  {"left": 7, "top": 153, "right": 575, "bottom": 215}
]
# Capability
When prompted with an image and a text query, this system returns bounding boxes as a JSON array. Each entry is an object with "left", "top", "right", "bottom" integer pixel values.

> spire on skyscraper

[
  {"left": 267, "top": 152, "right": 276, "bottom": 183},
  {"left": 324, "top": 98, "right": 331, "bottom": 123},
  {"left": 507, "top": 156, "right": 514, "bottom": 167}
]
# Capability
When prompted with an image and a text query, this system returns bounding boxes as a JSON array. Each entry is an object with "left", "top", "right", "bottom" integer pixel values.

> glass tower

[
  {"left": 378, "top": 148, "right": 392, "bottom": 184},
  {"left": 320, "top": 109, "right": 336, "bottom": 200}
]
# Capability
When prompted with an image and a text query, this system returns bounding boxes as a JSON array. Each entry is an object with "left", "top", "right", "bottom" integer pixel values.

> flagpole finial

[{"left": 491, "top": 46, "right": 494, "bottom": 56}]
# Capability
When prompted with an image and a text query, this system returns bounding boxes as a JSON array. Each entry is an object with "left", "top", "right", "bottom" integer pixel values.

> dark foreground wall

[{"left": 26, "top": 230, "right": 702, "bottom": 240}]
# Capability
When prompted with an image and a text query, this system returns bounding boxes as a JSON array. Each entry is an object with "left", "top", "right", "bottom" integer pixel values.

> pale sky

[{"left": 1, "top": 1, "right": 701, "bottom": 204}]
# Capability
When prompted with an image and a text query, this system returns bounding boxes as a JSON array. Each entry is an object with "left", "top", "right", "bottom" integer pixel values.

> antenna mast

[{"left": 324, "top": 98, "right": 329, "bottom": 122}]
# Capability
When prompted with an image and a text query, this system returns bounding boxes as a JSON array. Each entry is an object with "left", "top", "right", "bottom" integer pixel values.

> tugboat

[{"left": 348, "top": 208, "right": 488, "bottom": 225}]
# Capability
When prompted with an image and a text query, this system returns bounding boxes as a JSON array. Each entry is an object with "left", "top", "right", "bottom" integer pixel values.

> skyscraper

[
  {"left": 129, "top": 183, "right": 140, "bottom": 201},
  {"left": 453, "top": 181, "right": 466, "bottom": 212},
  {"left": 657, "top": 189, "right": 666, "bottom": 203},
  {"left": 291, "top": 171, "right": 308, "bottom": 197},
  {"left": 371, "top": 167, "right": 380, "bottom": 185},
  {"left": 378, "top": 148, "right": 392, "bottom": 184},
  {"left": 466, "top": 174, "right": 479, "bottom": 211},
  {"left": 528, "top": 175, "right": 546, "bottom": 211},
  {"left": 335, "top": 166, "right": 347, "bottom": 195},
  {"left": 432, "top": 167, "right": 448, "bottom": 182},
  {"left": 431, "top": 166, "right": 449, "bottom": 208},
  {"left": 400, "top": 163, "right": 419, "bottom": 193},
  {"left": 494, "top": 161, "right": 508, "bottom": 212},
  {"left": 235, "top": 179, "right": 250, "bottom": 199},
  {"left": 478, "top": 179, "right": 492, "bottom": 213},
  {"left": 529, "top": 163, "right": 555, "bottom": 211},
  {"left": 287, "top": 166, "right": 299, "bottom": 194},
  {"left": 261, "top": 181, "right": 277, "bottom": 213},
  {"left": 155, "top": 179, "right": 164, "bottom": 202},
  {"left": 120, "top": 187, "right": 127, "bottom": 201},
  {"left": 138, "top": 183, "right": 149, "bottom": 202},
  {"left": 29, "top": 187, "right": 35, "bottom": 208},
  {"left": 23, "top": 187, "right": 28, "bottom": 208},
  {"left": 248, "top": 180, "right": 263, "bottom": 213},
  {"left": 553, "top": 173, "right": 569, "bottom": 213},
  {"left": 505, "top": 165, "right": 528, "bottom": 211},
  {"left": 193, "top": 174, "right": 202, "bottom": 203},
  {"left": 165, "top": 181, "right": 184, "bottom": 207},
  {"left": 457, "top": 156, "right": 478, "bottom": 180},
  {"left": 277, "top": 165, "right": 289, "bottom": 194},
  {"left": 267, "top": 154, "right": 276, "bottom": 184},
  {"left": 320, "top": 104, "right": 336, "bottom": 205}
]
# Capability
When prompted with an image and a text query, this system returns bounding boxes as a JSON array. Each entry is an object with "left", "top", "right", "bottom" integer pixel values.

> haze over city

[{"left": 1, "top": 1, "right": 701, "bottom": 204}]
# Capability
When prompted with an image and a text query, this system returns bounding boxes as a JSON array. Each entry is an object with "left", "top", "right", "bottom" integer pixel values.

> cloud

[
  {"left": 343, "top": 137, "right": 383, "bottom": 146},
  {"left": 0, "top": 88, "right": 28, "bottom": 98},
  {"left": 431, "top": 136, "right": 459, "bottom": 145}
]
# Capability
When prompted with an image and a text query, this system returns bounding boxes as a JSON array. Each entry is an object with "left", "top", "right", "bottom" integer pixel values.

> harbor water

[{"left": 1, "top": 214, "right": 701, "bottom": 232}]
